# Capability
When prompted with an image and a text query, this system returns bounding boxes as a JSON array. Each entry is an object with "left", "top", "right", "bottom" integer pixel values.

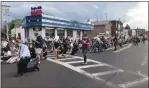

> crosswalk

[{"left": 46, "top": 53, "right": 148, "bottom": 88}]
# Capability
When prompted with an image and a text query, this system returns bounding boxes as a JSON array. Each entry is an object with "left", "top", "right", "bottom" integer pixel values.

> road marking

[
  {"left": 49, "top": 54, "right": 148, "bottom": 78},
  {"left": 114, "top": 44, "right": 132, "bottom": 53},
  {"left": 118, "top": 77, "right": 148, "bottom": 88},
  {"left": 71, "top": 56, "right": 113, "bottom": 67},
  {"left": 92, "top": 69, "right": 124, "bottom": 76},
  {"left": 141, "top": 54, "right": 148, "bottom": 66},
  {"left": 105, "top": 44, "right": 129, "bottom": 51},
  {"left": 66, "top": 61, "right": 84, "bottom": 64},
  {"left": 46, "top": 54, "right": 148, "bottom": 88},
  {"left": 106, "top": 47, "right": 114, "bottom": 51},
  {"left": 77, "top": 64, "right": 106, "bottom": 69},
  {"left": 68, "top": 55, "right": 148, "bottom": 78},
  {"left": 46, "top": 58, "right": 119, "bottom": 88},
  {"left": 59, "top": 57, "right": 80, "bottom": 61},
  {"left": 136, "top": 71, "right": 148, "bottom": 78}
]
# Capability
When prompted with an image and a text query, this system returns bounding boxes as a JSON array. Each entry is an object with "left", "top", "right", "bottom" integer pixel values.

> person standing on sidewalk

[
  {"left": 113, "top": 35, "right": 118, "bottom": 51},
  {"left": 34, "top": 32, "right": 44, "bottom": 64},
  {"left": 82, "top": 34, "right": 90, "bottom": 64}
]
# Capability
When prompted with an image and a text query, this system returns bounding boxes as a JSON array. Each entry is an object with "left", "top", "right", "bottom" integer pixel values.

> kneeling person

[{"left": 15, "top": 38, "right": 39, "bottom": 77}]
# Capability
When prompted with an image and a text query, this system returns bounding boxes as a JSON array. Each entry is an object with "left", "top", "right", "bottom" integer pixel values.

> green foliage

[
  {"left": 8, "top": 19, "right": 22, "bottom": 34},
  {"left": 125, "top": 24, "right": 131, "bottom": 29}
]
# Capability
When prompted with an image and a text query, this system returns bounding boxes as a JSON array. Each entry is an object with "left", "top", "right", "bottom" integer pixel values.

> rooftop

[{"left": 91, "top": 20, "right": 111, "bottom": 25}]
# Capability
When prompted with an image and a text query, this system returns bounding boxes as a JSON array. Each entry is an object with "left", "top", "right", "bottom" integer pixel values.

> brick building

[
  {"left": 128, "top": 29, "right": 136, "bottom": 37},
  {"left": 91, "top": 20, "right": 123, "bottom": 38},
  {"left": 135, "top": 28, "right": 146, "bottom": 36},
  {"left": 91, "top": 20, "right": 112, "bottom": 38},
  {"left": 110, "top": 20, "right": 123, "bottom": 36}
]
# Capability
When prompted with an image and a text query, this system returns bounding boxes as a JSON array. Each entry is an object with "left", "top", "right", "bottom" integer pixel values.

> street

[{"left": 1, "top": 42, "right": 148, "bottom": 88}]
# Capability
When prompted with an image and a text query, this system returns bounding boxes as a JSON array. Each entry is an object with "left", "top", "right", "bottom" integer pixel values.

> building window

[
  {"left": 77, "top": 31, "right": 81, "bottom": 38},
  {"left": 57, "top": 29, "right": 65, "bottom": 37},
  {"left": 83, "top": 30, "right": 91, "bottom": 36},
  {"left": 25, "top": 28, "right": 29, "bottom": 38},
  {"left": 67, "top": 29, "right": 73, "bottom": 37},
  {"left": 30, "top": 20, "right": 38, "bottom": 22},
  {"left": 45, "top": 29, "right": 55, "bottom": 37},
  {"left": 26, "top": 20, "right": 30, "bottom": 23},
  {"left": 39, "top": 28, "right": 42, "bottom": 31}
]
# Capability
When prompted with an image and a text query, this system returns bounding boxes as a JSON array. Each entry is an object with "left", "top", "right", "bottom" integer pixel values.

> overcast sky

[{"left": 2, "top": 2, "right": 148, "bottom": 30}]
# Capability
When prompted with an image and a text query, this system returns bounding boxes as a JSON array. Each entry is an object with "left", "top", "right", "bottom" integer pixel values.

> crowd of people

[{"left": 1, "top": 32, "right": 147, "bottom": 77}]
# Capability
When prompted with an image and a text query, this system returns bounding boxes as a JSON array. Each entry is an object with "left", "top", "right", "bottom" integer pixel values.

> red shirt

[{"left": 82, "top": 38, "right": 90, "bottom": 48}]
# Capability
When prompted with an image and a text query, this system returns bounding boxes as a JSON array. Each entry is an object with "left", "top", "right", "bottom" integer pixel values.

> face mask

[{"left": 18, "top": 43, "right": 22, "bottom": 47}]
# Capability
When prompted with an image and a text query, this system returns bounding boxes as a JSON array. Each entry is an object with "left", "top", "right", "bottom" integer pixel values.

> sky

[{"left": 2, "top": 2, "right": 148, "bottom": 30}]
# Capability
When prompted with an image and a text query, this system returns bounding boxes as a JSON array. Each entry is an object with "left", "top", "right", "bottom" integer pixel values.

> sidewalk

[{"left": 106, "top": 43, "right": 131, "bottom": 51}]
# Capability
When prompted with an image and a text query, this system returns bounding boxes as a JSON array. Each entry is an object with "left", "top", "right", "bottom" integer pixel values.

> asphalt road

[
  {"left": 1, "top": 42, "right": 148, "bottom": 88},
  {"left": 75, "top": 41, "right": 148, "bottom": 88}
]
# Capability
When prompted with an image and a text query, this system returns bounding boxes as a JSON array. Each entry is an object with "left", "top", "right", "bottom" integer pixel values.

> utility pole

[
  {"left": 105, "top": 13, "right": 107, "bottom": 21},
  {"left": 2, "top": 5, "right": 10, "bottom": 40}
]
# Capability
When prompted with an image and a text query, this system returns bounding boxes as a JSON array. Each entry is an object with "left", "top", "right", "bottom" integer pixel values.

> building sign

[
  {"left": 31, "top": 6, "right": 42, "bottom": 16},
  {"left": 71, "top": 20, "right": 79, "bottom": 26}
]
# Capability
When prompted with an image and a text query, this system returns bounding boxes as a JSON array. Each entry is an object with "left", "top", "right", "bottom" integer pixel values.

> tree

[
  {"left": 8, "top": 19, "right": 22, "bottom": 34},
  {"left": 125, "top": 24, "right": 131, "bottom": 29}
]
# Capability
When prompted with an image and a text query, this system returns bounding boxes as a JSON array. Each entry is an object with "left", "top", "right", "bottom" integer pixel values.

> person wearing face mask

[
  {"left": 82, "top": 34, "right": 90, "bottom": 64},
  {"left": 15, "top": 37, "right": 39, "bottom": 77}
]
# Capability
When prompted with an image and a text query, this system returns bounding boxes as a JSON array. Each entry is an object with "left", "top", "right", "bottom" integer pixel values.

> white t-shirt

[
  {"left": 2, "top": 41, "right": 8, "bottom": 48},
  {"left": 4, "top": 51, "right": 12, "bottom": 57},
  {"left": 48, "top": 38, "right": 52, "bottom": 42},
  {"left": 12, "top": 40, "right": 15, "bottom": 43}
]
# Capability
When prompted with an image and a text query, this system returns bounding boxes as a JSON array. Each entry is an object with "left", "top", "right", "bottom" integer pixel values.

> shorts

[{"left": 35, "top": 48, "right": 42, "bottom": 54}]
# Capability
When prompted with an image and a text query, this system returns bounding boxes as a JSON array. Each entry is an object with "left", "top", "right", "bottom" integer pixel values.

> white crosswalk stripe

[
  {"left": 76, "top": 64, "right": 106, "bottom": 69},
  {"left": 118, "top": 77, "right": 148, "bottom": 88},
  {"left": 46, "top": 53, "right": 148, "bottom": 88},
  {"left": 92, "top": 69, "right": 124, "bottom": 76},
  {"left": 59, "top": 57, "right": 80, "bottom": 61},
  {"left": 71, "top": 55, "right": 112, "bottom": 67},
  {"left": 66, "top": 61, "right": 83, "bottom": 64}
]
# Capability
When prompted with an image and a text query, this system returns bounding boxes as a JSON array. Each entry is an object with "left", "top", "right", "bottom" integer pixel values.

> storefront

[{"left": 21, "top": 6, "right": 93, "bottom": 41}]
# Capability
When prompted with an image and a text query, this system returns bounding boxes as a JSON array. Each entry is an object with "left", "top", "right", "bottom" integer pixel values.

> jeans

[{"left": 82, "top": 48, "right": 88, "bottom": 63}]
